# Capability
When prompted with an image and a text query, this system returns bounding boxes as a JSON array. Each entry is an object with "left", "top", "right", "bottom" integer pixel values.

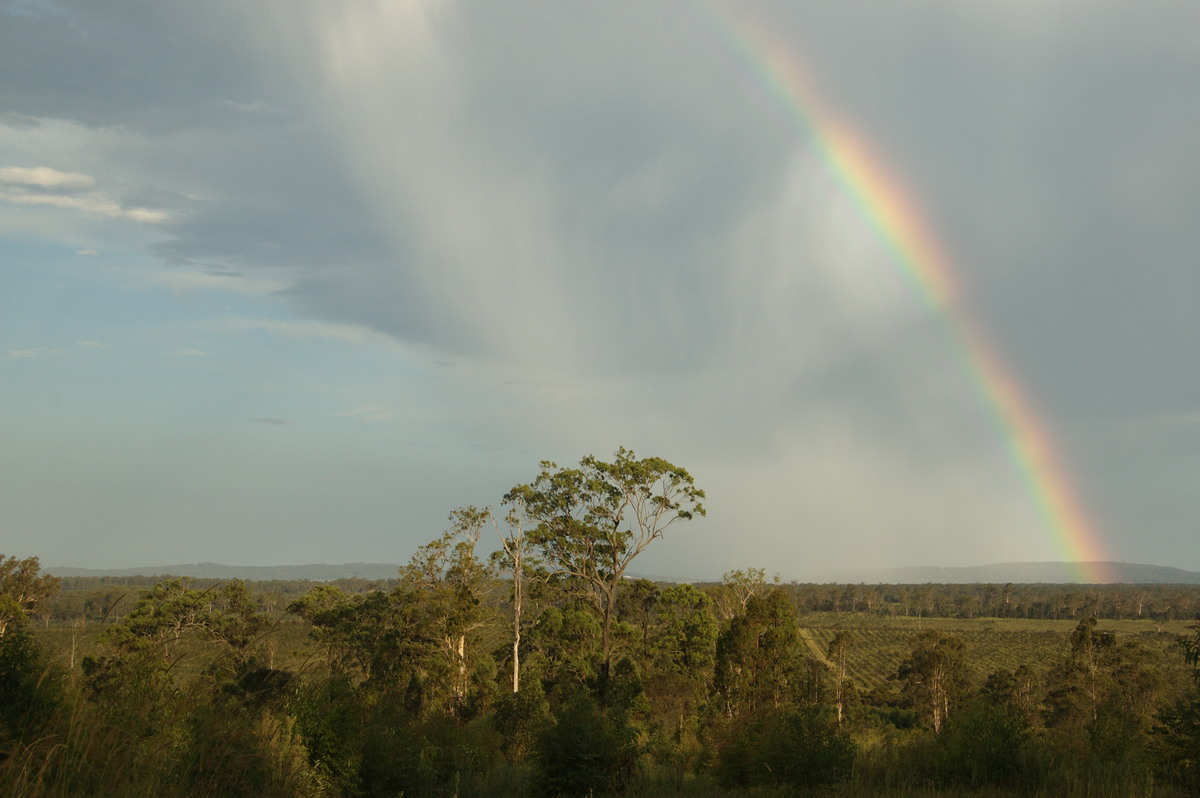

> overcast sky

[{"left": 2, "top": 0, "right": 1198, "bottom": 580}]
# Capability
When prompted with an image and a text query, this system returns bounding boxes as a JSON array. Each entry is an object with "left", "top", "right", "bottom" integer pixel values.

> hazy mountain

[
  {"left": 815, "top": 561, "right": 1200, "bottom": 585},
  {"left": 45, "top": 562, "right": 402, "bottom": 581},
  {"left": 44, "top": 560, "right": 1200, "bottom": 585}
]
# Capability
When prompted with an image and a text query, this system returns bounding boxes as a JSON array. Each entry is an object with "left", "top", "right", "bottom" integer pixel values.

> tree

[
  {"left": 0, "top": 555, "right": 60, "bottom": 638},
  {"left": 651, "top": 584, "right": 718, "bottom": 677},
  {"left": 1043, "top": 617, "right": 1119, "bottom": 734},
  {"left": 616, "top": 578, "right": 660, "bottom": 663},
  {"left": 86, "top": 579, "right": 272, "bottom": 686},
  {"left": 714, "top": 707, "right": 855, "bottom": 792},
  {"left": 491, "top": 499, "right": 541, "bottom": 694},
  {"left": 827, "top": 630, "right": 852, "bottom": 725},
  {"left": 535, "top": 692, "right": 638, "bottom": 796},
  {"left": 711, "top": 568, "right": 774, "bottom": 621},
  {"left": 895, "top": 632, "right": 971, "bottom": 733},
  {"left": 508, "top": 448, "right": 705, "bottom": 697},
  {"left": 713, "top": 589, "right": 806, "bottom": 717},
  {"left": 397, "top": 511, "right": 495, "bottom": 713},
  {"left": 1069, "top": 616, "right": 1115, "bottom": 721},
  {"left": 1157, "top": 620, "right": 1200, "bottom": 790},
  {"left": 643, "top": 583, "right": 718, "bottom": 755}
]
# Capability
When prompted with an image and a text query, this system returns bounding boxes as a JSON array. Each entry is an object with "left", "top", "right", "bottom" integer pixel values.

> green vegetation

[{"left": 3, "top": 451, "right": 1200, "bottom": 796}]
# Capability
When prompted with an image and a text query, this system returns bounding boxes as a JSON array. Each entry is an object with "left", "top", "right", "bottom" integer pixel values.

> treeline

[
  {"left": 2, "top": 450, "right": 1200, "bottom": 797},
  {"left": 775, "top": 581, "right": 1200, "bottom": 622},
  {"left": 42, "top": 575, "right": 1200, "bottom": 627},
  {"left": 44, "top": 576, "right": 396, "bottom": 623}
]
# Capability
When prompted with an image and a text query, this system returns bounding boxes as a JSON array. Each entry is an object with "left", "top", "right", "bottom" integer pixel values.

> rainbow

[{"left": 696, "top": 1, "right": 1111, "bottom": 582}]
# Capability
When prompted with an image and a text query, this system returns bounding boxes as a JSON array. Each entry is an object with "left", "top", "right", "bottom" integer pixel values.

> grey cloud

[
  {"left": 6, "top": 0, "right": 1198, "bottom": 571},
  {"left": 0, "top": 2, "right": 277, "bottom": 133}
]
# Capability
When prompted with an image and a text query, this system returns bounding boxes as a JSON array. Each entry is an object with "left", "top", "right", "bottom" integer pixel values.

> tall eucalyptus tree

[{"left": 507, "top": 448, "right": 705, "bottom": 696}]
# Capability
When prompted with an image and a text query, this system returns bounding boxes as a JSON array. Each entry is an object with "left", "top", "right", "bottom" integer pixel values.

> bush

[
  {"left": 933, "top": 697, "right": 1031, "bottom": 788},
  {"left": 492, "top": 681, "right": 551, "bottom": 763},
  {"left": 0, "top": 627, "right": 60, "bottom": 741},
  {"left": 714, "top": 706, "right": 855, "bottom": 792},
  {"left": 536, "top": 692, "right": 637, "bottom": 796}
]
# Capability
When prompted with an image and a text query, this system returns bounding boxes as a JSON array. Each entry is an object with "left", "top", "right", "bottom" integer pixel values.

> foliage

[
  {"left": 1156, "top": 620, "right": 1200, "bottom": 791},
  {"left": 535, "top": 691, "right": 638, "bottom": 797},
  {"left": 509, "top": 448, "right": 705, "bottom": 695},
  {"left": 894, "top": 632, "right": 971, "bottom": 733},
  {"left": 0, "top": 626, "right": 61, "bottom": 742},
  {"left": 931, "top": 695, "right": 1032, "bottom": 787},
  {"left": 714, "top": 589, "right": 808, "bottom": 717},
  {"left": 0, "top": 555, "right": 60, "bottom": 638},
  {"left": 492, "top": 677, "right": 551, "bottom": 762},
  {"left": 713, "top": 706, "right": 855, "bottom": 792}
]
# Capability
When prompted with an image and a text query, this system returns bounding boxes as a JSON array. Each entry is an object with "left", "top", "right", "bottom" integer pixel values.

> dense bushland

[{"left": 5, "top": 561, "right": 1200, "bottom": 796}]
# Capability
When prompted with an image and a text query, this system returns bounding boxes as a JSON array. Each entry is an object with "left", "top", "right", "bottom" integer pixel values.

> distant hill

[
  {"left": 44, "top": 562, "right": 402, "bottom": 581},
  {"left": 44, "top": 560, "right": 1200, "bottom": 586},
  {"left": 815, "top": 561, "right": 1200, "bottom": 585}
]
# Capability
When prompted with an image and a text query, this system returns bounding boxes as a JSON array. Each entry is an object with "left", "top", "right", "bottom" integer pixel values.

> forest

[{"left": 3, "top": 450, "right": 1200, "bottom": 797}]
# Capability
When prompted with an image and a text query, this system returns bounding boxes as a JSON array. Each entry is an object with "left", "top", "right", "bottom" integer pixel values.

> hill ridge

[
  {"left": 42, "top": 559, "right": 1200, "bottom": 585},
  {"left": 815, "top": 560, "right": 1200, "bottom": 585},
  {"left": 44, "top": 562, "right": 402, "bottom": 581}
]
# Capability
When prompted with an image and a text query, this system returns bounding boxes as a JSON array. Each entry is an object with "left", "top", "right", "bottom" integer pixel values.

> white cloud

[
  {"left": 75, "top": 248, "right": 98, "bottom": 256},
  {"left": 171, "top": 348, "right": 207, "bottom": 357},
  {"left": 77, "top": 340, "right": 111, "bottom": 349},
  {"left": 0, "top": 165, "right": 94, "bottom": 189},
  {"left": 0, "top": 189, "right": 169, "bottom": 223},
  {"left": 7, "top": 347, "right": 54, "bottom": 358}
]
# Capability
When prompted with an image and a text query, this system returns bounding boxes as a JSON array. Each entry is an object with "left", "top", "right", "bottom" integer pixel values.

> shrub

[
  {"left": 715, "top": 706, "right": 855, "bottom": 792},
  {"left": 536, "top": 692, "right": 637, "bottom": 796}
]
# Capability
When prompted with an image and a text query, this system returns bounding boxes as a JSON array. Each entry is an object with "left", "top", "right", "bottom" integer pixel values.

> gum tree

[
  {"left": 507, "top": 448, "right": 705, "bottom": 696},
  {"left": 0, "top": 556, "right": 60, "bottom": 639},
  {"left": 895, "top": 632, "right": 971, "bottom": 733}
]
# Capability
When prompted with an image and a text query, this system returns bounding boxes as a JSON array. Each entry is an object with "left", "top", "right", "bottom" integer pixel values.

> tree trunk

[{"left": 511, "top": 573, "right": 522, "bottom": 693}]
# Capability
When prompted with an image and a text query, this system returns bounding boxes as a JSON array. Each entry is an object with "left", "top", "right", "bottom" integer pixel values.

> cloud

[
  {"left": 171, "top": 348, "right": 207, "bottom": 357},
  {"left": 251, "top": 417, "right": 293, "bottom": 426},
  {"left": 0, "top": 164, "right": 169, "bottom": 224},
  {"left": 4, "top": 1, "right": 1199, "bottom": 573},
  {"left": 0, "top": 112, "right": 41, "bottom": 129},
  {"left": 212, "top": 318, "right": 407, "bottom": 352},
  {"left": 146, "top": 269, "right": 290, "bottom": 297},
  {"left": 76, "top": 340, "right": 110, "bottom": 349},
  {"left": 0, "top": 165, "right": 93, "bottom": 189},
  {"left": 8, "top": 348, "right": 52, "bottom": 358},
  {"left": 0, "top": 189, "right": 169, "bottom": 223},
  {"left": 75, "top": 248, "right": 97, "bottom": 256}
]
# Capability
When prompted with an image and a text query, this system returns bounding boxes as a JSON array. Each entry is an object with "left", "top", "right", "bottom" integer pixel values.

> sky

[{"left": 2, "top": 0, "right": 1198, "bottom": 581}]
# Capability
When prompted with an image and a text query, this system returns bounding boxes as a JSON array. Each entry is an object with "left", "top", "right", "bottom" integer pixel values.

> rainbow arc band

[{"left": 697, "top": 0, "right": 1108, "bottom": 582}]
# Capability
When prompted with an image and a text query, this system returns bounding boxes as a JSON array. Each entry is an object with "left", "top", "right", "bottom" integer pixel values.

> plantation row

[{"left": 801, "top": 619, "right": 1191, "bottom": 695}]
